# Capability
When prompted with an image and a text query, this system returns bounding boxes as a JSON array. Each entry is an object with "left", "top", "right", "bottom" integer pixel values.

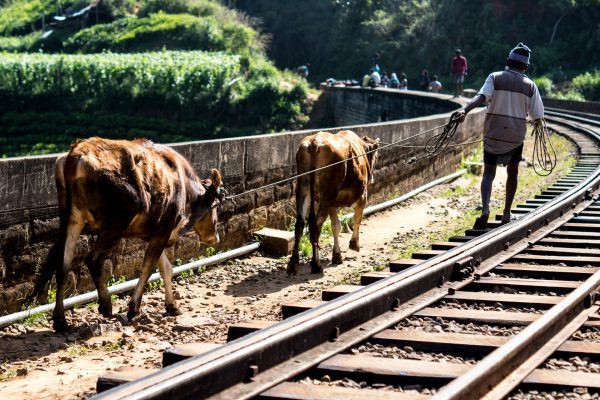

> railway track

[{"left": 94, "top": 109, "right": 600, "bottom": 400}]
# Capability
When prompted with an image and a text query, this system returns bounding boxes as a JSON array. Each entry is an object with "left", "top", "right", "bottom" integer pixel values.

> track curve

[{"left": 93, "top": 109, "right": 600, "bottom": 400}]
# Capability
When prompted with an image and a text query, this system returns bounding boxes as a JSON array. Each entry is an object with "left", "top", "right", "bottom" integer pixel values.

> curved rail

[{"left": 94, "top": 109, "right": 600, "bottom": 400}]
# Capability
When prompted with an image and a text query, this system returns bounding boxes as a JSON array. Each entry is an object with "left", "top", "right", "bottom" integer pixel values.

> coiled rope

[
  {"left": 531, "top": 119, "right": 557, "bottom": 176},
  {"left": 224, "top": 112, "right": 468, "bottom": 202},
  {"left": 406, "top": 111, "right": 478, "bottom": 163}
]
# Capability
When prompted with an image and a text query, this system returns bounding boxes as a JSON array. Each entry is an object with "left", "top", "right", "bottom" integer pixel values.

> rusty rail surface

[{"left": 93, "top": 109, "right": 600, "bottom": 400}]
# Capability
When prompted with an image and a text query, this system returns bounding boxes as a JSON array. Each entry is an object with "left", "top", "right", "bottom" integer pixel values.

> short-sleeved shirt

[
  {"left": 478, "top": 68, "right": 544, "bottom": 154},
  {"left": 452, "top": 55, "right": 468, "bottom": 75}
]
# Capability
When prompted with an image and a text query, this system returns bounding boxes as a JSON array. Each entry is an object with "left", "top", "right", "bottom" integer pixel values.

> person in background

[
  {"left": 451, "top": 49, "right": 468, "bottom": 97},
  {"left": 454, "top": 43, "right": 544, "bottom": 229},
  {"left": 369, "top": 68, "right": 381, "bottom": 87},
  {"left": 381, "top": 71, "right": 390, "bottom": 87},
  {"left": 399, "top": 73, "right": 408, "bottom": 90},
  {"left": 419, "top": 69, "right": 430, "bottom": 91},
  {"left": 297, "top": 63, "right": 310, "bottom": 79},
  {"left": 362, "top": 69, "right": 372, "bottom": 87},
  {"left": 388, "top": 73, "right": 400, "bottom": 89},
  {"left": 429, "top": 74, "right": 442, "bottom": 92}
]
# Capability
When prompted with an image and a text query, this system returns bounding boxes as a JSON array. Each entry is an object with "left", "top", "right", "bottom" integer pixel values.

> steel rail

[
  {"left": 435, "top": 270, "right": 600, "bottom": 400},
  {"left": 94, "top": 115, "right": 600, "bottom": 400},
  {"left": 431, "top": 111, "right": 600, "bottom": 399}
]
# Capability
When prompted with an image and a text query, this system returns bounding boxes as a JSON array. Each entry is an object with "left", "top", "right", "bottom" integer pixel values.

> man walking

[
  {"left": 451, "top": 49, "right": 468, "bottom": 97},
  {"left": 455, "top": 43, "right": 544, "bottom": 229}
]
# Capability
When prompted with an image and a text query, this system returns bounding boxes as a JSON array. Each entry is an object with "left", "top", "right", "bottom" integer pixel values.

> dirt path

[{"left": 0, "top": 135, "right": 576, "bottom": 399}]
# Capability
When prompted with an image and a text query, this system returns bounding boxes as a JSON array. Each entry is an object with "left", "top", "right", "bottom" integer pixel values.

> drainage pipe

[{"left": 0, "top": 243, "right": 260, "bottom": 328}]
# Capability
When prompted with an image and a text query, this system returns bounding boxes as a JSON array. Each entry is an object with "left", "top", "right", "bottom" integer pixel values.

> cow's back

[
  {"left": 63, "top": 137, "right": 196, "bottom": 235},
  {"left": 297, "top": 130, "right": 369, "bottom": 207}
]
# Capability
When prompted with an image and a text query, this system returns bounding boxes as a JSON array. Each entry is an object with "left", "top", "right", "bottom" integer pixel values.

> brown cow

[
  {"left": 28, "top": 137, "right": 224, "bottom": 332},
  {"left": 288, "top": 130, "right": 379, "bottom": 275}
]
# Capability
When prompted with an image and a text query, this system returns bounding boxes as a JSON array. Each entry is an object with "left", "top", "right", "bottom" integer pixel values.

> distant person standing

[
  {"left": 451, "top": 49, "right": 468, "bottom": 97},
  {"left": 429, "top": 75, "right": 442, "bottom": 92},
  {"left": 419, "top": 69, "right": 430, "bottom": 91},
  {"left": 399, "top": 73, "right": 408, "bottom": 90},
  {"left": 455, "top": 43, "right": 544, "bottom": 228}
]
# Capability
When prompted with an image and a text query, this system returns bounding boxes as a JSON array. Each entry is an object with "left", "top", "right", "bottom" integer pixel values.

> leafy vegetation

[
  {"left": 235, "top": 0, "right": 600, "bottom": 97},
  {"left": 0, "top": 51, "right": 310, "bottom": 156},
  {"left": 63, "top": 12, "right": 259, "bottom": 55},
  {"left": 0, "top": 0, "right": 264, "bottom": 54}
]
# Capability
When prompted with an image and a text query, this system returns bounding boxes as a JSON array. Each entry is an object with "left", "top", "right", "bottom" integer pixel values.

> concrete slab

[{"left": 254, "top": 227, "right": 295, "bottom": 256}]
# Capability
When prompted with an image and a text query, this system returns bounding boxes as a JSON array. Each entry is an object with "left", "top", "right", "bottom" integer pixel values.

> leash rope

[
  {"left": 531, "top": 119, "right": 557, "bottom": 176},
  {"left": 223, "top": 112, "right": 468, "bottom": 202}
]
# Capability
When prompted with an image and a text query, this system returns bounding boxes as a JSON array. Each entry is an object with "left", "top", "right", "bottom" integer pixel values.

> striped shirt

[{"left": 478, "top": 68, "right": 544, "bottom": 154}]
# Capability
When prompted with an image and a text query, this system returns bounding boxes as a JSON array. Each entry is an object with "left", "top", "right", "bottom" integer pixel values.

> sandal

[{"left": 473, "top": 214, "right": 489, "bottom": 229}]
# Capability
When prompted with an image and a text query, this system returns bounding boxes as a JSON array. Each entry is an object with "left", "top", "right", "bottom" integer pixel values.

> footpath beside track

[{"left": 94, "top": 110, "right": 600, "bottom": 400}]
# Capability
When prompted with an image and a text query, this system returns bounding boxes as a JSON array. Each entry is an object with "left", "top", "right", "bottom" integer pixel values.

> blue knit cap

[{"left": 508, "top": 42, "right": 531, "bottom": 64}]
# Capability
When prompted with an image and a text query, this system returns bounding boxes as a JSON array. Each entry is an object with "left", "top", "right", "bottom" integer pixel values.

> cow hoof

[
  {"left": 127, "top": 307, "right": 139, "bottom": 322},
  {"left": 53, "top": 318, "right": 70, "bottom": 333},
  {"left": 331, "top": 252, "right": 343, "bottom": 264},
  {"left": 349, "top": 239, "right": 360, "bottom": 251},
  {"left": 166, "top": 305, "right": 182, "bottom": 316},
  {"left": 287, "top": 261, "right": 299, "bottom": 276},
  {"left": 98, "top": 303, "right": 113, "bottom": 317},
  {"left": 310, "top": 260, "right": 323, "bottom": 274}
]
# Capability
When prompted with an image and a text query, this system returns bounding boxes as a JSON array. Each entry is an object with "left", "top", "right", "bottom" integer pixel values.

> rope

[
  {"left": 224, "top": 113, "right": 468, "bottom": 202},
  {"left": 406, "top": 111, "right": 465, "bottom": 164},
  {"left": 531, "top": 119, "right": 557, "bottom": 176}
]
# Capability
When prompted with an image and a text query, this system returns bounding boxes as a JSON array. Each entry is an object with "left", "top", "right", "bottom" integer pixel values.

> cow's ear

[{"left": 210, "top": 169, "right": 222, "bottom": 187}]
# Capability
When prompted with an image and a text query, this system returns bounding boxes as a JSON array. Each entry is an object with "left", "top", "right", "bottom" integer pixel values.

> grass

[{"left": 0, "top": 367, "right": 16, "bottom": 382}]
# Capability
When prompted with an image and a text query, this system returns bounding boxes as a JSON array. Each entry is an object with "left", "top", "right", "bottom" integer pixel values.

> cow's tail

[
  {"left": 25, "top": 241, "right": 63, "bottom": 305},
  {"left": 25, "top": 155, "right": 73, "bottom": 306},
  {"left": 308, "top": 140, "right": 318, "bottom": 242}
]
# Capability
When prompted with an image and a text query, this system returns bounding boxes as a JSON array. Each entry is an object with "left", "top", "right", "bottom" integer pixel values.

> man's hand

[{"left": 452, "top": 109, "right": 466, "bottom": 123}]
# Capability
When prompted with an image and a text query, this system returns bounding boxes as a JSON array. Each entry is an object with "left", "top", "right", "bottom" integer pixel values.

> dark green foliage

[
  {"left": 235, "top": 0, "right": 600, "bottom": 90},
  {"left": 0, "top": 111, "right": 204, "bottom": 157}
]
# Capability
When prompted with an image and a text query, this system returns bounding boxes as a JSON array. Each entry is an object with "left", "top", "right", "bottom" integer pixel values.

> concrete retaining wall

[
  {"left": 0, "top": 86, "right": 485, "bottom": 313},
  {"left": 543, "top": 98, "right": 600, "bottom": 115}
]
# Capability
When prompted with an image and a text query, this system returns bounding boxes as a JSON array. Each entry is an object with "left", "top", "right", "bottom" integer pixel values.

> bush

[
  {"left": 139, "top": 0, "right": 221, "bottom": 18},
  {"left": 64, "top": 12, "right": 256, "bottom": 54},
  {"left": 0, "top": 0, "right": 76, "bottom": 35},
  {"left": 532, "top": 76, "right": 553, "bottom": 97},
  {"left": 571, "top": 71, "right": 600, "bottom": 102}
]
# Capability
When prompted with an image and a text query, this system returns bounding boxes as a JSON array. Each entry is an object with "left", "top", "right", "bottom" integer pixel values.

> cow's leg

[
  {"left": 127, "top": 239, "right": 167, "bottom": 320},
  {"left": 310, "top": 207, "right": 329, "bottom": 274},
  {"left": 288, "top": 176, "right": 310, "bottom": 276},
  {"left": 349, "top": 196, "right": 366, "bottom": 251},
  {"left": 329, "top": 209, "right": 343, "bottom": 264},
  {"left": 53, "top": 210, "right": 85, "bottom": 332},
  {"left": 156, "top": 252, "right": 181, "bottom": 316},
  {"left": 86, "top": 232, "right": 123, "bottom": 318}
]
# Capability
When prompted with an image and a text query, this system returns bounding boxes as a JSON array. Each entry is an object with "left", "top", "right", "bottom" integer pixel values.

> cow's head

[
  {"left": 192, "top": 169, "right": 225, "bottom": 245},
  {"left": 362, "top": 136, "right": 380, "bottom": 183}
]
